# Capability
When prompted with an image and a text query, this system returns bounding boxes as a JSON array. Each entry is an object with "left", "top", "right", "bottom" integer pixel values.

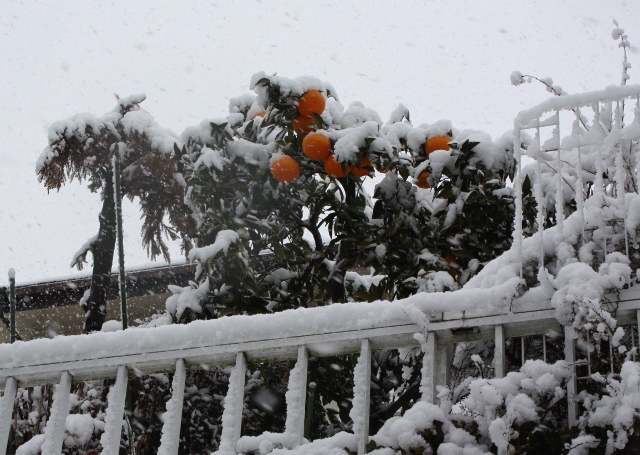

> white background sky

[{"left": 1, "top": 0, "right": 639, "bottom": 284}]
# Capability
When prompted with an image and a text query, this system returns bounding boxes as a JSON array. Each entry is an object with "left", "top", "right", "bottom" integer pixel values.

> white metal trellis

[{"left": 513, "top": 84, "right": 640, "bottom": 279}]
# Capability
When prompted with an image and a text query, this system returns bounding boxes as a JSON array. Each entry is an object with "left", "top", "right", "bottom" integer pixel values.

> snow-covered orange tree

[{"left": 160, "top": 72, "right": 527, "bottom": 444}]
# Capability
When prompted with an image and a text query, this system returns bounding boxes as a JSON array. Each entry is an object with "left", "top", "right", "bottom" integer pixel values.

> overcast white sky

[{"left": 1, "top": 0, "right": 639, "bottom": 284}]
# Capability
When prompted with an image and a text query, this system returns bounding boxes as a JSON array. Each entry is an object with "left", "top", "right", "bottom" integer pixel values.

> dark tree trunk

[{"left": 84, "top": 170, "right": 117, "bottom": 333}]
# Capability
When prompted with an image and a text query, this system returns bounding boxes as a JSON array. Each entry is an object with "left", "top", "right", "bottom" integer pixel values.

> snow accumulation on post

[
  {"left": 215, "top": 352, "right": 247, "bottom": 455},
  {"left": 419, "top": 333, "right": 436, "bottom": 403},
  {"left": 284, "top": 346, "right": 309, "bottom": 448},
  {"left": 41, "top": 371, "right": 72, "bottom": 455},
  {"left": 0, "top": 376, "right": 17, "bottom": 454},
  {"left": 349, "top": 339, "right": 371, "bottom": 455},
  {"left": 100, "top": 365, "right": 129, "bottom": 455},
  {"left": 158, "top": 359, "right": 187, "bottom": 455}
]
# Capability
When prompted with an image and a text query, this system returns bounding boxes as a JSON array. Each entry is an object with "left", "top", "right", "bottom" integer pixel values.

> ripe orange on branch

[
  {"left": 271, "top": 156, "right": 300, "bottom": 183},
  {"left": 324, "top": 154, "right": 348, "bottom": 178},
  {"left": 293, "top": 115, "right": 315, "bottom": 136},
  {"left": 349, "top": 158, "right": 374, "bottom": 177},
  {"left": 252, "top": 111, "right": 267, "bottom": 119},
  {"left": 425, "top": 136, "right": 452, "bottom": 155},
  {"left": 298, "top": 90, "right": 326, "bottom": 116},
  {"left": 302, "top": 133, "right": 331, "bottom": 161},
  {"left": 416, "top": 172, "right": 431, "bottom": 189}
]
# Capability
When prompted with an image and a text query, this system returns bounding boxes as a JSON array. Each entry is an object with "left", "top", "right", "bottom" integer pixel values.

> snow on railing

[
  {"left": 513, "top": 84, "right": 640, "bottom": 279},
  {"left": 1, "top": 285, "right": 640, "bottom": 454}
]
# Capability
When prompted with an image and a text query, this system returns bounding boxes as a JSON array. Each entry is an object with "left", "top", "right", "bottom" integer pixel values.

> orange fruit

[
  {"left": 416, "top": 172, "right": 431, "bottom": 189},
  {"left": 302, "top": 133, "right": 331, "bottom": 161},
  {"left": 298, "top": 90, "right": 326, "bottom": 116},
  {"left": 425, "top": 136, "right": 451, "bottom": 155},
  {"left": 252, "top": 111, "right": 267, "bottom": 119},
  {"left": 349, "top": 158, "right": 374, "bottom": 177},
  {"left": 271, "top": 156, "right": 300, "bottom": 183},
  {"left": 324, "top": 154, "right": 349, "bottom": 178},
  {"left": 293, "top": 115, "right": 315, "bottom": 136}
]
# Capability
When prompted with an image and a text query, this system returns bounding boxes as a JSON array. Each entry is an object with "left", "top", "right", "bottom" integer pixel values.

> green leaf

[{"left": 273, "top": 242, "right": 284, "bottom": 262}]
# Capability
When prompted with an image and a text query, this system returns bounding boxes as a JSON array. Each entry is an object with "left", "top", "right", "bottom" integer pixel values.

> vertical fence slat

[
  {"left": 421, "top": 333, "right": 436, "bottom": 403},
  {"left": 494, "top": 325, "right": 505, "bottom": 378},
  {"left": 573, "top": 110, "right": 586, "bottom": 243},
  {"left": 554, "top": 112, "right": 564, "bottom": 234},
  {"left": 0, "top": 377, "right": 17, "bottom": 455},
  {"left": 8, "top": 270, "right": 15, "bottom": 344},
  {"left": 615, "top": 100, "right": 630, "bottom": 258},
  {"left": 435, "top": 342, "right": 447, "bottom": 399},
  {"left": 534, "top": 126, "right": 545, "bottom": 274},
  {"left": 284, "top": 346, "right": 308, "bottom": 448},
  {"left": 350, "top": 339, "right": 371, "bottom": 455},
  {"left": 100, "top": 366, "right": 129, "bottom": 455},
  {"left": 513, "top": 127, "right": 523, "bottom": 277},
  {"left": 564, "top": 326, "right": 577, "bottom": 427},
  {"left": 594, "top": 103, "right": 608, "bottom": 260},
  {"left": 216, "top": 352, "right": 247, "bottom": 455},
  {"left": 158, "top": 359, "right": 187, "bottom": 455},
  {"left": 41, "top": 371, "right": 72, "bottom": 455}
]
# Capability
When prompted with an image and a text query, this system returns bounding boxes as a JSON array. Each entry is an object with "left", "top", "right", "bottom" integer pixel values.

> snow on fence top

[
  {"left": 0, "top": 277, "right": 525, "bottom": 387},
  {"left": 515, "top": 84, "right": 640, "bottom": 128}
]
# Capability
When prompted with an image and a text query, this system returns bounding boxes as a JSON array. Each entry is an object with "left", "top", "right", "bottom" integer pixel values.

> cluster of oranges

[
  {"left": 270, "top": 90, "right": 374, "bottom": 183},
  {"left": 414, "top": 135, "right": 452, "bottom": 189},
  {"left": 269, "top": 89, "right": 452, "bottom": 187}
]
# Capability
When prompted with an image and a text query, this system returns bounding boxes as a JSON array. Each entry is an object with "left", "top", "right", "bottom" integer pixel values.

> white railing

[{"left": 1, "top": 286, "right": 640, "bottom": 455}]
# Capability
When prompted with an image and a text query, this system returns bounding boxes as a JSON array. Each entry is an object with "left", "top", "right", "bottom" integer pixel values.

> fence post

[
  {"left": 421, "top": 333, "right": 436, "bottom": 403},
  {"left": 41, "top": 371, "right": 72, "bottom": 455},
  {"left": 564, "top": 326, "right": 577, "bottom": 427},
  {"left": 513, "top": 127, "right": 523, "bottom": 278},
  {"left": 8, "top": 270, "right": 15, "bottom": 344},
  {"left": 0, "top": 377, "right": 17, "bottom": 455},
  {"left": 285, "top": 346, "right": 308, "bottom": 448},
  {"left": 216, "top": 352, "right": 247, "bottom": 455},
  {"left": 158, "top": 359, "right": 187, "bottom": 455},
  {"left": 494, "top": 325, "right": 505, "bottom": 378},
  {"left": 351, "top": 339, "right": 371, "bottom": 455},
  {"left": 100, "top": 366, "right": 129, "bottom": 455}
]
